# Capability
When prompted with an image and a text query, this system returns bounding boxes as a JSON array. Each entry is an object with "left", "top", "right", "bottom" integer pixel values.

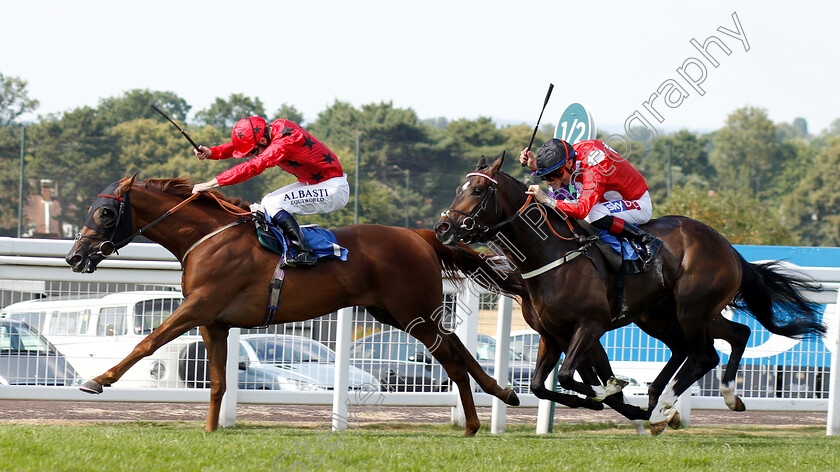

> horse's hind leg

[
  {"left": 200, "top": 324, "right": 230, "bottom": 432},
  {"left": 443, "top": 332, "right": 520, "bottom": 406},
  {"left": 710, "top": 315, "right": 750, "bottom": 411}
]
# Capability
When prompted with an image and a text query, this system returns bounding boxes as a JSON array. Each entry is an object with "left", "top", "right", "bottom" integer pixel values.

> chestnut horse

[
  {"left": 434, "top": 153, "right": 825, "bottom": 434},
  {"left": 66, "top": 176, "right": 527, "bottom": 436}
]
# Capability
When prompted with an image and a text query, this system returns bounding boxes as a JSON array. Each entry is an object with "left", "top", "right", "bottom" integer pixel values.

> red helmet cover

[{"left": 231, "top": 116, "right": 268, "bottom": 158}]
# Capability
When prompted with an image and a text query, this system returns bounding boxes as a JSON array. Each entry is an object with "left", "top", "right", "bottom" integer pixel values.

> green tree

[
  {"left": 656, "top": 185, "right": 796, "bottom": 245},
  {"left": 270, "top": 103, "right": 304, "bottom": 124},
  {"left": 25, "top": 107, "right": 122, "bottom": 230},
  {"left": 0, "top": 126, "right": 28, "bottom": 235},
  {"left": 636, "top": 130, "right": 713, "bottom": 200},
  {"left": 710, "top": 106, "right": 779, "bottom": 194},
  {"left": 194, "top": 93, "right": 266, "bottom": 130},
  {"left": 98, "top": 89, "right": 190, "bottom": 126},
  {"left": 0, "top": 73, "right": 39, "bottom": 126},
  {"left": 782, "top": 136, "right": 840, "bottom": 246}
]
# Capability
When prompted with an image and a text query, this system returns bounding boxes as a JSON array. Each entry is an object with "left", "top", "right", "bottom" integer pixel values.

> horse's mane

[{"left": 134, "top": 177, "right": 250, "bottom": 210}]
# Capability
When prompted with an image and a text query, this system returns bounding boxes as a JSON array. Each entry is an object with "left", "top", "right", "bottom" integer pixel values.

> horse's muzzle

[
  {"left": 66, "top": 249, "right": 97, "bottom": 273},
  {"left": 434, "top": 218, "right": 458, "bottom": 246}
]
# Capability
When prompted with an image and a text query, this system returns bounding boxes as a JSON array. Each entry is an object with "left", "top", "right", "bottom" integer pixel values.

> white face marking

[{"left": 460, "top": 181, "right": 470, "bottom": 195}]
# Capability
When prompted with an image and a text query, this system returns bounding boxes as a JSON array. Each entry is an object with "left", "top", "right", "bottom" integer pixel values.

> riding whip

[
  {"left": 150, "top": 104, "right": 201, "bottom": 151},
  {"left": 522, "top": 83, "right": 554, "bottom": 167}
]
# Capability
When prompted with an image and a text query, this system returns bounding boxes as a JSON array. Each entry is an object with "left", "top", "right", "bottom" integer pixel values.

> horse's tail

[
  {"left": 730, "top": 253, "right": 826, "bottom": 339},
  {"left": 412, "top": 229, "right": 527, "bottom": 299}
]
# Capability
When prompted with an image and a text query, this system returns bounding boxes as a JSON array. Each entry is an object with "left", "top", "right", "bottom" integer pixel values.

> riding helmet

[
  {"left": 534, "top": 139, "right": 576, "bottom": 178},
  {"left": 231, "top": 116, "right": 268, "bottom": 158}
]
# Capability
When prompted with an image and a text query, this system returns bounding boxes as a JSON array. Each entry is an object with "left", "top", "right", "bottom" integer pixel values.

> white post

[
  {"left": 677, "top": 387, "right": 692, "bottom": 428},
  {"left": 332, "top": 307, "right": 353, "bottom": 431},
  {"left": 220, "top": 327, "right": 240, "bottom": 428},
  {"left": 535, "top": 367, "right": 557, "bottom": 434},
  {"left": 491, "top": 296, "right": 513, "bottom": 434},
  {"left": 452, "top": 281, "right": 480, "bottom": 427},
  {"left": 827, "top": 289, "right": 840, "bottom": 435}
]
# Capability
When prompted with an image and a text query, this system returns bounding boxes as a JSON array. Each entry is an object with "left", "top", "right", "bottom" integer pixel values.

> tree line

[{"left": 1, "top": 72, "right": 839, "bottom": 247}]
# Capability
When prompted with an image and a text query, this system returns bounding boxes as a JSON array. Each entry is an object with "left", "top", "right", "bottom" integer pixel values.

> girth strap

[{"left": 258, "top": 260, "right": 287, "bottom": 328}]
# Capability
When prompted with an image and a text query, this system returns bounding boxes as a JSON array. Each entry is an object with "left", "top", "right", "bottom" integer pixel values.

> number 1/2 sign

[{"left": 554, "top": 102, "right": 597, "bottom": 145}]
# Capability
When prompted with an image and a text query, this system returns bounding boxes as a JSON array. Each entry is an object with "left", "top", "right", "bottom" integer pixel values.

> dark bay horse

[
  {"left": 434, "top": 153, "right": 825, "bottom": 434},
  {"left": 65, "top": 176, "right": 527, "bottom": 436}
]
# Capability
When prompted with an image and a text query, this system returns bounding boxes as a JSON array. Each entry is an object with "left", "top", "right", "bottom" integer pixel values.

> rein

[{"left": 118, "top": 191, "right": 254, "bottom": 247}]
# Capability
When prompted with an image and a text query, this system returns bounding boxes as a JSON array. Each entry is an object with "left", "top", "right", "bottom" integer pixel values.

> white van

[{"left": 1, "top": 291, "right": 199, "bottom": 388}]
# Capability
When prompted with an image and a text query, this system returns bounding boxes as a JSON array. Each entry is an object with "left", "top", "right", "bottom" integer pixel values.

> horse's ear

[
  {"left": 475, "top": 156, "right": 488, "bottom": 170},
  {"left": 116, "top": 174, "right": 137, "bottom": 197},
  {"left": 490, "top": 151, "right": 505, "bottom": 173}
]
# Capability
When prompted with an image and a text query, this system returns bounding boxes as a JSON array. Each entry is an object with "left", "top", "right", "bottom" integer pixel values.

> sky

[{"left": 4, "top": 0, "right": 840, "bottom": 135}]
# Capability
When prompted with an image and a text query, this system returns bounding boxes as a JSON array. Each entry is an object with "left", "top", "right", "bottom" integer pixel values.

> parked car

[
  {"left": 350, "top": 330, "right": 534, "bottom": 393},
  {"left": 1, "top": 291, "right": 197, "bottom": 388},
  {"left": 509, "top": 329, "right": 540, "bottom": 364},
  {"left": 0, "top": 319, "right": 81, "bottom": 386},
  {"left": 180, "top": 334, "right": 381, "bottom": 391}
]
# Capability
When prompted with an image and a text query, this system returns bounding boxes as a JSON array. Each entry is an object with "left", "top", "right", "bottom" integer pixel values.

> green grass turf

[{"left": 1, "top": 422, "right": 838, "bottom": 471}]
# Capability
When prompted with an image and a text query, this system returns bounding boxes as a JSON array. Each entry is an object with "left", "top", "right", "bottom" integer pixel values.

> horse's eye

[
  {"left": 95, "top": 207, "right": 116, "bottom": 227},
  {"left": 472, "top": 186, "right": 484, "bottom": 196}
]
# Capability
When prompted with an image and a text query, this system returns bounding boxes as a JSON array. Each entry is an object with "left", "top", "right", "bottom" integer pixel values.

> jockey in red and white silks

[
  {"left": 522, "top": 139, "right": 661, "bottom": 263},
  {"left": 192, "top": 117, "right": 348, "bottom": 267}
]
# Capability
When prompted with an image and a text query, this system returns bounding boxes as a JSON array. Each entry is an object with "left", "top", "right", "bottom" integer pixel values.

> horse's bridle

[
  {"left": 74, "top": 182, "right": 137, "bottom": 260},
  {"left": 442, "top": 171, "right": 587, "bottom": 245},
  {"left": 440, "top": 172, "right": 528, "bottom": 244},
  {"left": 74, "top": 183, "right": 203, "bottom": 262}
]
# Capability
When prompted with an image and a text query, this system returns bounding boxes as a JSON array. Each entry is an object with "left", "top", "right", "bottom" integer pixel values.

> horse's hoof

[
  {"left": 502, "top": 387, "right": 520, "bottom": 407},
  {"left": 609, "top": 376, "right": 630, "bottom": 389},
  {"left": 649, "top": 421, "right": 668, "bottom": 436},
  {"left": 733, "top": 396, "right": 746, "bottom": 412},
  {"left": 667, "top": 410, "right": 681, "bottom": 430},
  {"left": 464, "top": 424, "right": 480, "bottom": 437},
  {"left": 80, "top": 380, "right": 103, "bottom": 394}
]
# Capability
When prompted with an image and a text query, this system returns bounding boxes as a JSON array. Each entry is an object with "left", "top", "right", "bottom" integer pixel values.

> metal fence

[{"left": 2, "top": 237, "right": 840, "bottom": 435}]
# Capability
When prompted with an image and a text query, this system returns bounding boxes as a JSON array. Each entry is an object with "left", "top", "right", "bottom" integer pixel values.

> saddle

[
  {"left": 574, "top": 219, "right": 650, "bottom": 323},
  {"left": 252, "top": 212, "right": 348, "bottom": 263}
]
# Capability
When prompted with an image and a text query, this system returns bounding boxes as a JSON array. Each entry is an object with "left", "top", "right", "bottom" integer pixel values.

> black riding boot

[
  {"left": 272, "top": 212, "right": 317, "bottom": 268},
  {"left": 616, "top": 222, "right": 662, "bottom": 264},
  {"left": 591, "top": 216, "right": 662, "bottom": 264}
]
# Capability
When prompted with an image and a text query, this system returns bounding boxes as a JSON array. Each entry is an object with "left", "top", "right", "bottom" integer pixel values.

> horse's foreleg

[
  {"left": 529, "top": 337, "right": 603, "bottom": 410},
  {"left": 80, "top": 301, "right": 210, "bottom": 393},
  {"left": 555, "top": 323, "right": 612, "bottom": 400},
  {"left": 711, "top": 316, "right": 750, "bottom": 411},
  {"left": 581, "top": 347, "right": 649, "bottom": 421},
  {"left": 201, "top": 324, "right": 230, "bottom": 432}
]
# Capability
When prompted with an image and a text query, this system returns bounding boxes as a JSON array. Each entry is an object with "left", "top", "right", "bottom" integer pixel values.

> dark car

[
  {"left": 0, "top": 319, "right": 81, "bottom": 386},
  {"left": 350, "top": 330, "right": 534, "bottom": 393}
]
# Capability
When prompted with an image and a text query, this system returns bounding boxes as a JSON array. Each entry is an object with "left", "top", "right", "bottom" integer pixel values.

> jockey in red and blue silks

[
  {"left": 192, "top": 116, "right": 349, "bottom": 267},
  {"left": 521, "top": 138, "right": 661, "bottom": 263}
]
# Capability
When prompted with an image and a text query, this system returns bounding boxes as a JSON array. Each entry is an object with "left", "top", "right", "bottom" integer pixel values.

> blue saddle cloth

[
  {"left": 598, "top": 230, "right": 640, "bottom": 261},
  {"left": 258, "top": 224, "right": 349, "bottom": 262}
]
